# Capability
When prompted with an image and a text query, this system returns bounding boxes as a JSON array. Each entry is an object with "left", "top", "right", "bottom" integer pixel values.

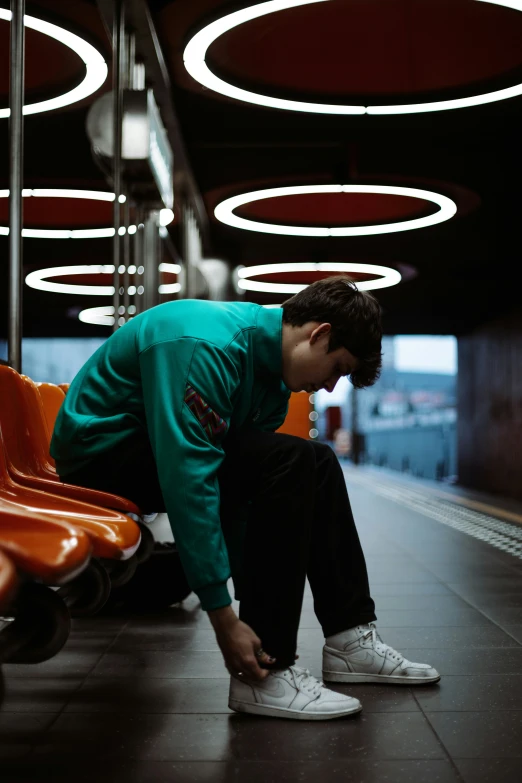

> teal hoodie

[{"left": 50, "top": 300, "right": 291, "bottom": 611}]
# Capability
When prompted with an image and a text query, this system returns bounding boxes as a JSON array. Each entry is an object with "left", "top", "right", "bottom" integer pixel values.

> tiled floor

[{"left": 2, "top": 467, "right": 522, "bottom": 782}]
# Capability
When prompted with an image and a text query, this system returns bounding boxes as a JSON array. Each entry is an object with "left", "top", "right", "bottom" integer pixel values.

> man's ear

[{"left": 310, "top": 323, "right": 332, "bottom": 345}]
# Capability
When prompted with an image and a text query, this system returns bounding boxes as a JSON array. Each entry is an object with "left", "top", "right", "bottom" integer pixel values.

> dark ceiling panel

[
  {"left": 1, "top": 0, "right": 522, "bottom": 338},
  {"left": 207, "top": 0, "right": 522, "bottom": 98}
]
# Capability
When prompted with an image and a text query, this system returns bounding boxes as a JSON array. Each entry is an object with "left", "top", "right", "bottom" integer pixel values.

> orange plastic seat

[
  {"left": 0, "top": 549, "right": 19, "bottom": 612},
  {"left": 0, "top": 366, "right": 140, "bottom": 516},
  {"left": 58, "top": 383, "right": 70, "bottom": 394},
  {"left": 0, "top": 431, "right": 140, "bottom": 561},
  {"left": 0, "top": 502, "right": 92, "bottom": 586},
  {"left": 35, "top": 382, "right": 65, "bottom": 449}
]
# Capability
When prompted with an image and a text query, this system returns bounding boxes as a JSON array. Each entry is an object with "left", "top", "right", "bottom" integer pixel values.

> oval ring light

[
  {"left": 0, "top": 9, "right": 108, "bottom": 118},
  {"left": 215, "top": 185, "right": 457, "bottom": 237},
  {"left": 0, "top": 190, "right": 174, "bottom": 237},
  {"left": 184, "top": 0, "right": 522, "bottom": 115},
  {"left": 25, "top": 262, "right": 181, "bottom": 295},
  {"left": 237, "top": 262, "right": 402, "bottom": 292}
]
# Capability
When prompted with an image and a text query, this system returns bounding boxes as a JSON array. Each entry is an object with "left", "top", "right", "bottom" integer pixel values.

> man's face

[{"left": 283, "top": 324, "right": 359, "bottom": 394}]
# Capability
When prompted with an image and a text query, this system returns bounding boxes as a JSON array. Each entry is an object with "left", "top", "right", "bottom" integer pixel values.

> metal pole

[
  {"left": 112, "top": 0, "right": 124, "bottom": 331},
  {"left": 351, "top": 386, "right": 361, "bottom": 465},
  {"left": 122, "top": 194, "right": 130, "bottom": 319},
  {"left": 8, "top": 0, "right": 25, "bottom": 371},
  {"left": 134, "top": 208, "right": 144, "bottom": 315},
  {"left": 143, "top": 212, "right": 160, "bottom": 312}
]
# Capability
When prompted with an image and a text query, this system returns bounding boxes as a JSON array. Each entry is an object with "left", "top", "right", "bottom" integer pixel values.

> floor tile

[
  {"left": 414, "top": 675, "right": 522, "bottom": 711},
  {"left": 0, "top": 759, "right": 462, "bottom": 783},
  {"left": 329, "top": 683, "right": 421, "bottom": 713},
  {"left": 502, "top": 626, "right": 522, "bottom": 644},
  {"left": 34, "top": 712, "right": 445, "bottom": 761},
  {"left": 112, "top": 628, "right": 219, "bottom": 652},
  {"left": 448, "top": 579, "right": 522, "bottom": 597},
  {"left": 91, "top": 649, "right": 229, "bottom": 678},
  {"left": 3, "top": 648, "right": 105, "bottom": 679},
  {"left": 0, "top": 713, "right": 55, "bottom": 759},
  {"left": 1, "top": 677, "right": 83, "bottom": 712},
  {"left": 369, "top": 625, "right": 519, "bottom": 649},
  {"left": 65, "top": 677, "right": 231, "bottom": 713},
  {"left": 373, "top": 595, "right": 476, "bottom": 612},
  {"left": 475, "top": 608, "right": 522, "bottom": 626},
  {"left": 368, "top": 583, "right": 454, "bottom": 597},
  {"left": 426, "top": 711, "right": 522, "bottom": 758},
  {"left": 464, "top": 594, "right": 522, "bottom": 610},
  {"left": 455, "top": 758, "right": 522, "bottom": 783},
  {"left": 398, "top": 648, "right": 522, "bottom": 675},
  {"left": 371, "top": 609, "right": 492, "bottom": 627}
]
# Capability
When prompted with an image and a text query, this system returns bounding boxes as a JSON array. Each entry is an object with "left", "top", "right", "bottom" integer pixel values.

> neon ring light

[
  {"left": 0, "top": 9, "right": 108, "bottom": 118},
  {"left": 237, "top": 262, "right": 402, "bottom": 293},
  {"left": 184, "top": 0, "right": 522, "bottom": 115},
  {"left": 79, "top": 306, "right": 117, "bottom": 326},
  {"left": 25, "top": 263, "right": 181, "bottom": 296},
  {"left": 215, "top": 185, "right": 457, "bottom": 237},
  {"left": 0, "top": 190, "right": 174, "bottom": 238}
]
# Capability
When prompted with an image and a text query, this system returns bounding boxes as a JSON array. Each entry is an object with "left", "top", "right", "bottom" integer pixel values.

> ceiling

[{"left": 2, "top": 0, "right": 522, "bottom": 337}]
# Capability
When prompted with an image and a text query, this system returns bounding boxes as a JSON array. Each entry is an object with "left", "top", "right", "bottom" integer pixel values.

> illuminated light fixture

[
  {"left": 79, "top": 306, "right": 114, "bottom": 326},
  {"left": 159, "top": 208, "right": 174, "bottom": 226},
  {"left": 0, "top": 10, "right": 107, "bottom": 118},
  {"left": 237, "top": 262, "right": 401, "bottom": 293},
  {"left": 216, "top": 185, "right": 457, "bottom": 237},
  {"left": 159, "top": 262, "right": 182, "bottom": 294},
  {"left": 79, "top": 303, "right": 137, "bottom": 325},
  {"left": 184, "top": 0, "right": 522, "bottom": 115},
  {"left": 26, "top": 264, "right": 118, "bottom": 295},
  {"left": 25, "top": 264, "right": 181, "bottom": 296},
  {"left": 183, "top": 0, "right": 365, "bottom": 115},
  {"left": 26, "top": 262, "right": 182, "bottom": 296},
  {"left": 0, "top": 189, "right": 133, "bottom": 238}
]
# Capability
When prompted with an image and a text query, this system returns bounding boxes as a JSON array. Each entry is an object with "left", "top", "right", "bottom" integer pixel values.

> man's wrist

[{"left": 208, "top": 604, "right": 237, "bottom": 630}]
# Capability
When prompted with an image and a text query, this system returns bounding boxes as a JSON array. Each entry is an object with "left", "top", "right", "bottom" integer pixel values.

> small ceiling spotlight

[
  {"left": 237, "top": 262, "right": 402, "bottom": 293},
  {"left": 159, "top": 209, "right": 175, "bottom": 226},
  {"left": 215, "top": 185, "right": 457, "bottom": 237},
  {"left": 0, "top": 9, "right": 107, "bottom": 118},
  {"left": 0, "top": 189, "right": 132, "bottom": 238},
  {"left": 184, "top": 0, "right": 522, "bottom": 115}
]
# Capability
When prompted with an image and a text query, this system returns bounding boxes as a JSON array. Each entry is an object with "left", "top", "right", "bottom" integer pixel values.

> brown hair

[{"left": 281, "top": 275, "right": 383, "bottom": 388}]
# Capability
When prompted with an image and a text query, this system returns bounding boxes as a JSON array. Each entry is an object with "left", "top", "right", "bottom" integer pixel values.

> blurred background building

[{"left": 315, "top": 335, "right": 457, "bottom": 482}]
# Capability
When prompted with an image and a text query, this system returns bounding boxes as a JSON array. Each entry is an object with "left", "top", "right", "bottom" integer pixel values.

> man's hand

[{"left": 208, "top": 605, "right": 275, "bottom": 681}]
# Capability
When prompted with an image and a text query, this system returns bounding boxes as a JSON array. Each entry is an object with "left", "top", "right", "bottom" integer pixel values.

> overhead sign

[{"left": 87, "top": 89, "right": 174, "bottom": 210}]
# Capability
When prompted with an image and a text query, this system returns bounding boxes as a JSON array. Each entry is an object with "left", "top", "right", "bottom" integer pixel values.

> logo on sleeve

[{"left": 184, "top": 384, "right": 228, "bottom": 443}]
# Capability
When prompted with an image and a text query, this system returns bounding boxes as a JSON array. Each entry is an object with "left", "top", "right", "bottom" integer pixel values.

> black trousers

[{"left": 63, "top": 428, "right": 377, "bottom": 668}]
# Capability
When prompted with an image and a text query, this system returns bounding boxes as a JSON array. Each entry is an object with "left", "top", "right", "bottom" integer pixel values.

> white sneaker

[
  {"left": 228, "top": 665, "right": 362, "bottom": 720},
  {"left": 322, "top": 623, "right": 440, "bottom": 685}
]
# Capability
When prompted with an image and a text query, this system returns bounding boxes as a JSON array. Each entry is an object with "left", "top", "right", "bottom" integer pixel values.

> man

[{"left": 52, "top": 276, "right": 439, "bottom": 721}]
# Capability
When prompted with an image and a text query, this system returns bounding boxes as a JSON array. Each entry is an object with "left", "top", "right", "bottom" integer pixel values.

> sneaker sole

[
  {"left": 322, "top": 671, "right": 441, "bottom": 685},
  {"left": 228, "top": 699, "right": 362, "bottom": 720}
]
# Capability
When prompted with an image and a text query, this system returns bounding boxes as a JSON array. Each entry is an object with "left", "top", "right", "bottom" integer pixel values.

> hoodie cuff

[{"left": 197, "top": 582, "right": 232, "bottom": 612}]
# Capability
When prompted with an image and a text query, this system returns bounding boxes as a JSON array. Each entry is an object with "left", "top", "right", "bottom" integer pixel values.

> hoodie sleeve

[{"left": 139, "top": 337, "right": 240, "bottom": 611}]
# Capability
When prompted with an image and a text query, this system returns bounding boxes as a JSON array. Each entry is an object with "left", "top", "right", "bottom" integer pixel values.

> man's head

[{"left": 280, "top": 275, "right": 383, "bottom": 394}]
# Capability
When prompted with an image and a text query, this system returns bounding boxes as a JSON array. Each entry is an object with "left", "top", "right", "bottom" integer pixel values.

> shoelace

[
  {"left": 288, "top": 665, "right": 324, "bottom": 698},
  {"left": 361, "top": 623, "right": 408, "bottom": 668}
]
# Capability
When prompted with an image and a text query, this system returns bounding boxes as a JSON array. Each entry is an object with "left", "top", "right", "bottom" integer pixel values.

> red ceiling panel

[
  {"left": 0, "top": 196, "right": 112, "bottom": 228},
  {"left": 236, "top": 192, "right": 435, "bottom": 225},
  {"left": 164, "top": 0, "right": 522, "bottom": 98}
]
